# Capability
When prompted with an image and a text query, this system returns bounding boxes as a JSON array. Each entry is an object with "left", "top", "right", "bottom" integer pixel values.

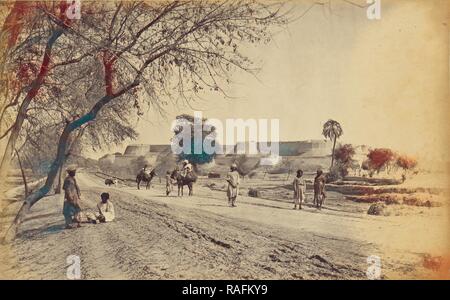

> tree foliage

[
  {"left": 322, "top": 119, "right": 343, "bottom": 169},
  {"left": 333, "top": 143, "right": 355, "bottom": 177},
  {"left": 366, "top": 148, "right": 396, "bottom": 174},
  {"left": 172, "top": 113, "right": 216, "bottom": 166},
  {"left": 1, "top": 1, "right": 290, "bottom": 241},
  {"left": 396, "top": 155, "right": 417, "bottom": 173}
]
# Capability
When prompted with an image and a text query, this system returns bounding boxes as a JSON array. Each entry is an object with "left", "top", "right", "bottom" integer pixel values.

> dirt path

[{"left": 3, "top": 171, "right": 446, "bottom": 279}]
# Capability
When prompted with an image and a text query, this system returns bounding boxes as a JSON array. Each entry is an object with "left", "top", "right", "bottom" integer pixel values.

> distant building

[
  {"left": 148, "top": 144, "right": 172, "bottom": 153},
  {"left": 234, "top": 140, "right": 333, "bottom": 157},
  {"left": 98, "top": 154, "right": 116, "bottom": 164},
  {"left": 98, "top": 140, "right": 334, "bottom": 167},
  {"left": 123, "top": 144, "right": 151, "bottom": 156}
]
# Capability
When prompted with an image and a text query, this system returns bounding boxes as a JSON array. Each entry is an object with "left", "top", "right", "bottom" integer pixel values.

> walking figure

[
  {"left": 313, "top": 169, "right": 326, "bottom": 209},
  {"left": 165, "top": 171, "right": 174, "bottom": 196},
  {"left": 226, "top": 163, "right": 240, "bottom": 207}
]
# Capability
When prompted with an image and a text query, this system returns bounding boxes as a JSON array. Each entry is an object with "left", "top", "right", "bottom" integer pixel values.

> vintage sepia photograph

[{"left": 0, "top": 0, "right": 449, "bottom": 284}]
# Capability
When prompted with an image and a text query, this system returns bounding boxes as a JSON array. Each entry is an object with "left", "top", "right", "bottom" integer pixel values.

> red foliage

[
  {"left": 2, "top": 0, "right": 76, "bottom": 50},
  {"left": 422, "top": 254, "right": 450, "bottom": 279},
  {"left": 396, "top": 155, "right": 417, "bottom": 171},
  {"left": 16, "top": 61, "right": 38, "bottom": 84},
  {"left": 7, "top": 1, "right": 79, "bottom": 99},
  {"left": 2, "top": 1, "right": 33, "bottom": 49},
  {"left": 367, "top": 148, "right": 395, "bottom": 172},
  {"left": 103, "top": 50, "right": 116, "bottom": 96}
]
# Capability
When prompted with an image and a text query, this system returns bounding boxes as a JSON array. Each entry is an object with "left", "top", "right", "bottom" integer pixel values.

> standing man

[
  {"left": 313, "top": 169, "right": 326, "bottom": 209},
  {"left": 226, "top": 163, "right": 240, "bottom": 207},
  {"left": 165, "top": 171, "right": 173, "bottom": 196},
  {"left": 293, "top": 169, "right": 305, "bottom": 210},
  {"left": 62, "top": 165, "right": 81, "bottom": 229}
]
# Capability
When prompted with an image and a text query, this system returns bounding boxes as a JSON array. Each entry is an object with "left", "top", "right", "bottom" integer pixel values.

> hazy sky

[{"left": 90, "top": 0, "right": 449, "bottom": 161}]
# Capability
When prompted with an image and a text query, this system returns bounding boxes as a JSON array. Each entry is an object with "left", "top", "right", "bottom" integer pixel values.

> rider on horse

[
  {"left": 173, "top": 160, "right": 196, "bottom": 196},
  {"left": 136, "top": 164, "right": 156, "bottom": 190},
  {"left": 140, "top": 164, "right": 151, "bottom": 176},
  {"left": 181, "top": 160, "right": 193, "bottom": 177}
]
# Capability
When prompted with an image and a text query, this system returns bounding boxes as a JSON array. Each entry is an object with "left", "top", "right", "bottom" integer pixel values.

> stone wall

[
  {"left": 123, "top": 144, "right": 151, "bottom": 156},
  {"left": 149, "top": 144, "right": 171, "bottom": 153},
  {"left": 100, "top": 140, "right": 334, "bottom": 171},
  {"left": 233, "top": 140, "right": 332, "bottom": 157}
]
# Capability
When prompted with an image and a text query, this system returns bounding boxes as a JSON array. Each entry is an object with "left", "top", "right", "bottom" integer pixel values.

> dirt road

[{"left": 3, "top": 171, "right": 447, "bottom": 279}]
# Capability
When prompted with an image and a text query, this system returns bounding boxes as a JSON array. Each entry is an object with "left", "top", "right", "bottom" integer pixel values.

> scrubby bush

[
  {"left": 236, "top": 155, "right": 260, "bottom": 178},
  {"left": 248, "top": 188, "right": 261, "bottom": 197},
  {"left": 326, "top": 166, "right": 340, "bottom": 183},
  {"left": 396, "top": 155, "right": 418, "bottom": 174},
  {"left": 328, "top": 144, "right": 357, "bottom": 179},
  {"left": 367, "top": 203, "right": 386, "bottom": 215},
  {"left": 248, "top": 171, "right": 258, "bottom": 179}
]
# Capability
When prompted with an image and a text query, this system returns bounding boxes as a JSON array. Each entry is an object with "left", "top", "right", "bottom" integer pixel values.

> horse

[
  {"left": 171, "top": 169, "right": 197, "bottom": 196},
  {"left": 136, "top": 169, "right": 156, "bottom": 190}
]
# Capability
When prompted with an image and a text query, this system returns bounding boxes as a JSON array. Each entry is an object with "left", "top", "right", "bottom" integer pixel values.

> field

[{"left": 0, "top": 170, "right": 449, "bottom": 279}]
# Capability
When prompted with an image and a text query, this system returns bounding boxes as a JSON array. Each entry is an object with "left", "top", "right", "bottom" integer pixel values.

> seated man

[{"left": 85, "top": 192, "right": 115, "bottom": 224}]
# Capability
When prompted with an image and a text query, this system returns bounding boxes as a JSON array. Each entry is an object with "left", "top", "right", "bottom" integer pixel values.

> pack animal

[
  {"left": 171, "top": 169, "right": 197, "bottom": 196},
  {"left": 136, "top": 169, "right": 156, "bottom": 190}
]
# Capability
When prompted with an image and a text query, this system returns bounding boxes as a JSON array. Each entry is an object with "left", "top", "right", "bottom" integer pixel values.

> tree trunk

[
  {"left": 14, "top": 148, "right": 28, "bottom": 197},
  {"left": 2, "top": 122, "right": 72, "bottom": 244},
  {"left": 55, "top": 125, "right": 86, "bottom": 194},
  {"left": 55, "top": 162, "right": 64, "bottom": 194},
  {"left": 0, "top": 28, "right": 64, "bottom": 180},
  {"left": 330, "top": 136, "right": 337, "bottom": 170},
  {"left": 2, "top": 81, "right": 139, "bottom": 243}
]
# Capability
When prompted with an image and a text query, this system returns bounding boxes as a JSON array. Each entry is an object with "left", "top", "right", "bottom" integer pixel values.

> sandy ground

[{"left": 1, "top": 171, "right": 448, "bottom": 279}]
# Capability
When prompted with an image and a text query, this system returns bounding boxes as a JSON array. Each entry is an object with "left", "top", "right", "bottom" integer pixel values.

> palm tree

[{"left": 322, "top": 119, "right": 343, "bottom": 169}]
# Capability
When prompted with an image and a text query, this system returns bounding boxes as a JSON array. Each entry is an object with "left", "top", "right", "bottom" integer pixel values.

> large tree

[
  {"left": 333, "top": 143, "right": 355, "bottom": 177},
  {"left": 3, "top": 0, "right": 289, "bottom": 241},
  {"left": 0, "top": 1, "right": 77, "bottom": 179},
  {"left": 322, "top": 119, "right": 343, "bottom": 170},
  {"left": 172, "top": 113, "right": 217, "bottom": 167},
  {"left": 1, "top": 5, "right": 139, "bottom": 192},
  {"left": 366, "top": 148, "right": 395, "bottom": 174}
]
